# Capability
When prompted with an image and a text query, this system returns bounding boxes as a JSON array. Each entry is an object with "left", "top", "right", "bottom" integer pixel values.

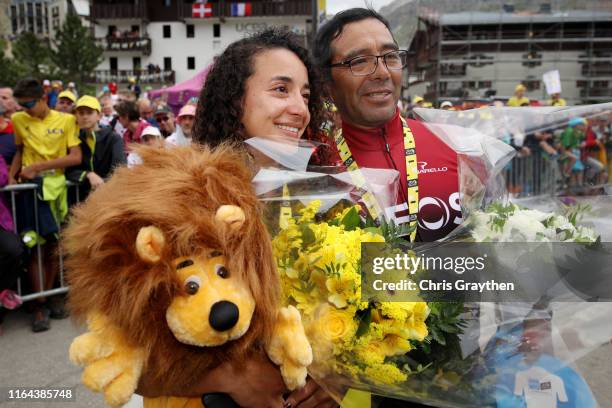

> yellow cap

[
  {"left": 413, "top": 96, "right": 424, "bottom": 104},
  {"left": 515, "top": 84, "right": 526, "bottom": 92},
  {"left": 58, "top": 90, "right": 76, "bottom": 103},
  {"left": 75, "top": 95, "right": 101, "bottom": 112},
  {"left": 422, "top": 102, "right": 433, "bottom": 108}
]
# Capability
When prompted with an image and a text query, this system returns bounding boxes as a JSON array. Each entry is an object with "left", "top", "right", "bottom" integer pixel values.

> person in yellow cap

[
  {"left": 547, "top": 93, "right": 567, "bottom": 107},
  {"left": 507, "top": 84, "right": 530, "bottom": 107},
  {"left": 412, "top": 95, "right": 424, "bottom": 107},
  {"left": 66, "top": 95, "right": 125, "bottom": 201},
  {"left": 55, "top": 90, "right": 77, "bottom": 113}
]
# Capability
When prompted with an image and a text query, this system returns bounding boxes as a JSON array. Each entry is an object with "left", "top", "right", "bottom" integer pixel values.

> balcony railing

[
  {"left": 87, "top": 70, "right": 175, "bottom": 85},
  {"left": 91, "top": 3, "right": 148, "bottom": 20},
  {"left": 94, "top": 37, "right": 152, "bottom": 55},
  {"left": 581, "top": 65, "right": 612, "bottom": 76},
  {"left": 179, "top": 0, "right": 311, "bottom": 19}
]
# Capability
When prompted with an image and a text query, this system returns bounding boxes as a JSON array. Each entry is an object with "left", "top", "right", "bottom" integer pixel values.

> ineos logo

[{"left": 385, "top": 192, "right": 463, "bottom": 231}]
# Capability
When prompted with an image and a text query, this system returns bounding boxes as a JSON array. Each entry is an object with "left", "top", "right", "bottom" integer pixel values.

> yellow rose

[{"left": 314, "top": 304, "right": 357, "bottom": 342}]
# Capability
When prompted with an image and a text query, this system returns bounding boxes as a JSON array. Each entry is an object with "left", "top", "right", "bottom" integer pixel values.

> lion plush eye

[
  {"left": 216, "top": 265, "right": 229, "bottom": 279},
  {"left": 184, "top": 275, "right": 201, "bottom": 295}
]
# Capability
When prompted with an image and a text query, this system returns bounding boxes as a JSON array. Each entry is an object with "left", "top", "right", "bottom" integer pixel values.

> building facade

[
  {"left": 8, "top": 0, "right": 89, "bottom": 41},
  {"left": 407, "top": 10, "right": 612, "bottom": 105},
  {"left": 90, "top": 0, "right": 312, "bottom": 87}
]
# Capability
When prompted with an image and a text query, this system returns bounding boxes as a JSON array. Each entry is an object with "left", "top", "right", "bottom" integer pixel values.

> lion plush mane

[{"left": 64, "top": 145, "right": 279, "bottom": 392}]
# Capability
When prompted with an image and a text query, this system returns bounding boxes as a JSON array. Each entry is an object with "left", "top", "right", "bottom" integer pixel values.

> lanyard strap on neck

[{"left": 334, "top": 117, "right": 419, "bottom": 241}]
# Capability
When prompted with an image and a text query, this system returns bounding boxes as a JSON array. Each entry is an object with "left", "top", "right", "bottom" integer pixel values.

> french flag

[{"left": 231, "top": 2, "right": 252, "bottom": 16}]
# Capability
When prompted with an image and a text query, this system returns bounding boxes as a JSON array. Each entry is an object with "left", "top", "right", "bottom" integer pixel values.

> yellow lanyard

[
  {"left": 279, "top": 183, "right": 292, "bottom": 230},
  {"left": 333, "top": 116, "right": 419, "bottom": 241}
]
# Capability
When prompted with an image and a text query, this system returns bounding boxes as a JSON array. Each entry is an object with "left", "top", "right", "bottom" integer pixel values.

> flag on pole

[
  {"left": 192, "top": 2, "right": 212, "bottom": 18},
  {"left": 231, "top": 3, "right": 252, "bottom": 16}
]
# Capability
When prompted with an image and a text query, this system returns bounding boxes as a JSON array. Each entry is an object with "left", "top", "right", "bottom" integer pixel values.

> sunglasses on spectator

[
  {"left": 157, "top": 116, "right": 170, "bottom": 122},
  {"left": 18, "top": 99, "right": 39, "bottom": 109}
]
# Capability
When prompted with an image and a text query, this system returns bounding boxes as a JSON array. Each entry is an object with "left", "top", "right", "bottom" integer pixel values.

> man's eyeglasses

[
  {"left": 330, "top": 50, "right": 408, "bottom": 76},
  {"left": 157, "top": 116, "right": 170, "bottom": 122},
  {"left": 18, "top": 99, "right": 39, "bottom": 109}
]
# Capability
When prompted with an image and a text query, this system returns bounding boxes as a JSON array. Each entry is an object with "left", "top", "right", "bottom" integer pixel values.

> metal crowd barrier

[
  {"left": 505, "top": 150, "right": 561, "bottom": 197},
  {"left": 0, "top": 181, "right": 81, "bottom": 302}
]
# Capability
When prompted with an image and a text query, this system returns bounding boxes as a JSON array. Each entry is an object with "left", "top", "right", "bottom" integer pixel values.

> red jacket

[{"left": 340, "top": 110, "right": 461, "bottom": 242}]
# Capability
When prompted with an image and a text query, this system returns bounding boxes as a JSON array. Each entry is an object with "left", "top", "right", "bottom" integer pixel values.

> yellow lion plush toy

[{"left": 64, "top": 145, "right": 312, "bottom": 408}]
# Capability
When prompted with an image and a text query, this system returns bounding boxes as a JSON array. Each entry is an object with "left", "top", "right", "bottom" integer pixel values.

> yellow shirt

[
  {"left": 548, "top": 98, "right": 567, "bottom": 106},
  {"left": 12, "top": 110, "right": 80, "bottom": 171},
  {"left": 507, "top": 96, "right": 530, "bottom": 107}
]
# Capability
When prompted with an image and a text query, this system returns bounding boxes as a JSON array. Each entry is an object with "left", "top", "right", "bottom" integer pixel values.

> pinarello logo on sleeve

[{"left": 417, "top": 161, "right": 448, "bottom": 174}]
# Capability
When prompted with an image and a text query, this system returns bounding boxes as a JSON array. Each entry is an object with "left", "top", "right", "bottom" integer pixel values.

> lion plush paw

[
  {"left": 70, "top": 314, "right": 145, "bottom": 408},
  {"left": 266, "top": 306, "right": 313, "bottom": 390}
]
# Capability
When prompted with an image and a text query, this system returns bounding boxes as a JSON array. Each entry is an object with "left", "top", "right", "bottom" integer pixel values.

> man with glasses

[
  {"left": 8, "top": 78, "right": 82, "bottom": 332},
  {"left": 313, "top": 8, "right": 461, "bottom": 245},
  {"left": 154, "top": 105, "right": 176, "bottom": 138}
]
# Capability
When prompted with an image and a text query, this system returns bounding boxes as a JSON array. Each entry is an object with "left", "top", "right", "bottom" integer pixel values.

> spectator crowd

[{"left": 0, "top": 75, "right": 610, "bottom": 335}]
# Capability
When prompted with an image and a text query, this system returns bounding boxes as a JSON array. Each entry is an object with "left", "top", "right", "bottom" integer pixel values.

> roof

[{"left": 430, "top": 10, "right": 612, "bottom": 25}]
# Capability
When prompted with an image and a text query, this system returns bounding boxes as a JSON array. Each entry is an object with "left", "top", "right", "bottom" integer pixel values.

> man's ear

[{"left": 135, "top": 226, "right": 165, "bottom": 263}]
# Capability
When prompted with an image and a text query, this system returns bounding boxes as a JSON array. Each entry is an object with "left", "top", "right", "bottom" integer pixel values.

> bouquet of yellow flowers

[{"left": 272, "top": 200, "right": 430, "bottom": 387}]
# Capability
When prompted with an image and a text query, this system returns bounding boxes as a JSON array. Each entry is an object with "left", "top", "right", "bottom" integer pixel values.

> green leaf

[
  {"left": 300, "top": 225, "right": 316, "bottom": 248},
  {"left": 340, "top": 207, "right": 361, "bottom": 231},
  {"left": 355, "top": 307, "right": 372, "bottom": 338}
]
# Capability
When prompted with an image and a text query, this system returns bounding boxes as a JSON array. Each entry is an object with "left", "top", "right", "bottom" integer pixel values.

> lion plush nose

[{"left": 209, "top": 301, "right": 240, "bottom": 332}]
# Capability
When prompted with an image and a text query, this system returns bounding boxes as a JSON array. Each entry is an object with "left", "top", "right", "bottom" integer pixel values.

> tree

[
  {"left": 0, "top": 39, "right": 21, "bottom": 86},
  {"left": 11, "top": 32, "right": 53, "bottom": 80},
  {"left": 52, "top": 12, "right": 103, "bottom": 90}
]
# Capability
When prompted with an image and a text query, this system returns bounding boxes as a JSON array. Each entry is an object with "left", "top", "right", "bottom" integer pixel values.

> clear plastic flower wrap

[{"left": 245, "top": 102, "right": 612, "bottom": 408}]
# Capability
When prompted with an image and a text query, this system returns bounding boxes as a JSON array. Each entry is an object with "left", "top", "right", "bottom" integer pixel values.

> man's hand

[
  {"left": 8, "top": 175, "right": 18, "bottom": 185},
  {"left": 285, "top": 378, "right": 337, "bottom": 408},
  {"left": 87, "top": 172, "right": 105, "bottom": 189},
  {"left": 20, "top": 165, "right": 39, "bottom": 180}
]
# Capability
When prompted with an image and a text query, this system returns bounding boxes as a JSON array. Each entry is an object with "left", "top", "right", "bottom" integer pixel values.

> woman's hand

[
  {"left": 137, "top": 352, "right": 288, "bottom": 408},
  {"left": 285, "top": 377, "right": 337, "bottom": 408}
]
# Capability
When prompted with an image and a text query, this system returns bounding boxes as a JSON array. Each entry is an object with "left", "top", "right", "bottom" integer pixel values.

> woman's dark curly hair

[{"left": 194, "top": 28, "right": 326, "bottom": 148}]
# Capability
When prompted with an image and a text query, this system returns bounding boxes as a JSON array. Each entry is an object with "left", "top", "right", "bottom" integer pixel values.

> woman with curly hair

[
  {"left": 193, "top": 28, "right": 332, "bottom": 164},
  {"left": 137, "top": 29, "right": 338, "bottom": 408}
]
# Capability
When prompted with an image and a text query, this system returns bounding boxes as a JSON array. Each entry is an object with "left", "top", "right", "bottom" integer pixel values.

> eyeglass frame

[{"left": 329, "top": 50, "right": 409, "bottom": 76}]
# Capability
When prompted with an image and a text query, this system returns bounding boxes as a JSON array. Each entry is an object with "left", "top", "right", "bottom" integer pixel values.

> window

[
  {"left": 593, "top": 81, "right": 609, "bottom": 88},
  {"left": 524, "top": 80, "right": 540, "bottom": 91},
  {"left": 163, "top": 25, "right": 171, "bottom": 38},
  {"left": 110, "top": 57, "right": 118, "bottom": 72},
  {"left": 186, "top": 24, "right": 194, "bottom": 38},
  {"left": 131, "top": 25, "right": 140, "bottom": 34},
  {"left": 213, "top": 23, "right": 220, "bottom": 38},
  {"left": 187, "top": 56, "right": 195, "bottom": 70},
  {"left": 576, "top": 81, "right": 587, "bottom": 88},
  {"left": 133, "top": 57, "right": 141, "bottom": 71},
  {"left": 52, "top": 6, "right": 59, "bottom": 17},
  {"left": 477, "top": 81, "right": 492, "bottom": 89},
  {"left": 108, "top": 25, "right": 116, "bottom": 37},
  {"left": 164, "top": 57, "right": 172, "bottom": 71}
]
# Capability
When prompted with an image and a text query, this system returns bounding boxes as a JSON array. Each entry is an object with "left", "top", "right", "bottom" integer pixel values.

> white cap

[
  {"left": 68, "top": 82, "right": 75, "bottom": 88},
  {"left": 141, "top": 126, "right": 163, "bottom": 139},
  {"left": 440, "top": 101, "right": 453, "bottom": 109},
  {"left": 43, "top": 79, "right": 51, "bottom": 86}
]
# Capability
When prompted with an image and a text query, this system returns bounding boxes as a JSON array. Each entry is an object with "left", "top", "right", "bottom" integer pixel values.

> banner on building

[
  {"left": 543, "top": 70, "right": 562, "bottom": 95},
  {"left": 231, "top": 3, "right": 252, "bottom": 16},
  {"left": 192, "top": 2, "right": 212, "bottom": 18}
]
